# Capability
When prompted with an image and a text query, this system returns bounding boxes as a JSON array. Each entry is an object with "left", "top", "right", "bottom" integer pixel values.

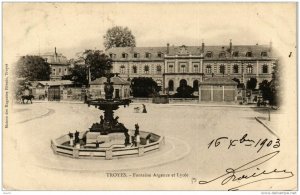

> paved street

[{"left": 4, "top": 102, "right": 296, "bottom": 190}]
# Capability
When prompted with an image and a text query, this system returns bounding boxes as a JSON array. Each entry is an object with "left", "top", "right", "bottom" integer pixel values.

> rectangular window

[
  {"left": 53, "top": 69, "right": 56, "bottom": 75},
  {"left": 168, "top": 64, "right": 174, "bottom": 73},
  {"left": 193, "top": 64, "right": 199, "bottom": 73}
]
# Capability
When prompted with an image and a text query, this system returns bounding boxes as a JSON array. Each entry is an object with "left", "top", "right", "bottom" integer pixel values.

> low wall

[
  {"left": 169, "top": 98, "right": 199, "bottom": 103},
  {"left": 51, "top": 130, "right": 164, "bottom": 160}
]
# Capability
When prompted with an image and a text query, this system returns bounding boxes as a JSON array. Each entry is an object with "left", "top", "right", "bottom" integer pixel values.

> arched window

[
  {"left": 206, "top": 51, "right": 213, "bottom": 58},
  {"left": 132, "top": 66, "right": 137, "bottom": 74},
  {"left": 144, "top": 65, "right": 149, "bottom": 74},
  {"left": 261, "top": 52, "right": 268, "bottom": 57},
  {"left": 233, "top": 64, "right": 239, "bottom": 74},
  {"left": 193, "top": 80, "right": 199, "bottom": 91},
  {"left": 262, "top": 64, "right": 268, "bottom": 73},
  {"left": 168, "top": 80, "right": 174, "bottom": 91},
  {"left": 232, "top": 51, "right": 239, "bottom": 57},
  {"left": 179, "top": 79, "right": 187, "bottom": 87},
  {"left": 206, "top": 65, "right": 212, "bottom": 74},
  {"left": 120, "top": 65, "right": 125, "bottom": 74},
  {"left": 219, "top": 64, "right": 225, "bottom": 74},
  {"left": 156, "top": 65, "right": 162, "bottom": 74},
  {"left": 219, "top": 52, "right": 226, "bottom": 58},
  {"left": 133, "top": 53, "right": 139, "bottom": 58},
  {"left": 247, "top": 65, "right": 253, "bottom": 74},
  {"left": 246, "top": 52, "right": 253, "bottom": 57}
]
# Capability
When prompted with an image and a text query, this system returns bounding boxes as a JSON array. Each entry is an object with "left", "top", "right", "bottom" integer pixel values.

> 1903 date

[{"left": 207, "top": 134, "right": 280, "bottom": 153}]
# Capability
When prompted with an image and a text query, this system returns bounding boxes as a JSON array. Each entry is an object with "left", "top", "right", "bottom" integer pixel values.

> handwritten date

[{"left": 208, "top": 134, "right": 280, "bottom": 153}]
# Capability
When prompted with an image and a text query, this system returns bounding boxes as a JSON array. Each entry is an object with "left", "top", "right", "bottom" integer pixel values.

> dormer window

[
  {"left": 206, "top": 52, "right": 213, "bottom": 58},
  {"left": 146, "top": 53, "right": 151, "bottom": 58},
  {"left": 219, "top": 52, "right": 226, "bottom": 58},
  {"left": 232, "top": 51, "right": 239, "bottom": 57},
  {"left": 261, "top": 51, "right": 268, "bottom": 57},
  {"left": 133, "top": 53, "right": 139, "bottom": 58},
  {"left": 157, "top": 52, "right": 163, "bottom": 58},
  {"left": 246, "top": 52, "right": 253, "bottom": 57},
  {"left": 122, "top": 53, "right": 127, "bottom": 58}
]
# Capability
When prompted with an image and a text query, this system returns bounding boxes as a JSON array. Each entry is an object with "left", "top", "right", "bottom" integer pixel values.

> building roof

[
  {"left": 36, "top": 80, "right": 74, "bottom": 86},
  {"left": 90, "top": 76, "right": 131, "bottom": 85},
  {"left": 41, "top": 48, "right": 69, "bottom": 65},
  {"left": 200, "top": 77, "right": 238, "bottom": 86},
  {"left": 106, "top": 47, "right": 167, "bottom": 61},
  {"left": 106, "top": 44, "right": 274, "bottom": 60}
]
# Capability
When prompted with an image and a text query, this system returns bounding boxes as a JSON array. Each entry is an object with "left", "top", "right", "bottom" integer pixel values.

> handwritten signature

[{"left": 195, "top": 151, "right": 293, "bottom": 191}]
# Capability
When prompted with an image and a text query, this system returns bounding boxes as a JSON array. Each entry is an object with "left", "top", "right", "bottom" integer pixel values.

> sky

[{"left": 3, "top": 3, "right": 296, "bottom": 61}]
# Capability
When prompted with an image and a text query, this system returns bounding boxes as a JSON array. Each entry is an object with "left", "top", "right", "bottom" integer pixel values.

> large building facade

[
  {"left": 41, "top": 48, "right": 70, "bottom": 80},
  {"left": 107, "top": 41, "right": 277, "bottom": 95}
]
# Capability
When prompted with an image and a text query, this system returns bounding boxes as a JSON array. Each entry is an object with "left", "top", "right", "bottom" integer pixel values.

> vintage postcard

[{"left": 2, "top": 2, "right": 297, "bottom": 191}]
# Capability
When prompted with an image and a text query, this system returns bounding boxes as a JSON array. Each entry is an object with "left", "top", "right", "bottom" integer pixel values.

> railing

[{"left": 51, "top": 131, "right": 164, "bottom": 160}]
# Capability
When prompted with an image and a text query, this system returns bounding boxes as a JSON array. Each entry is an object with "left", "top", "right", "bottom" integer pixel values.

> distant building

[
  {"left": 89, "top": 76, "right": 131, "bottom": 99},
  {"left": 106, "top": 41, "right": 277, "bottom": 98},
  {"left": 41, "top": 47, "right": 71, "bottom": 81}
]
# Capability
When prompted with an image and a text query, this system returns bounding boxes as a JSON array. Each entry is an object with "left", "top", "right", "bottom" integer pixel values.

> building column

[
  {"left": 189, "top": 59, "right": 192, "bottom": 73},
  {"left": 175, "top": 58, "right": 178, "bottom": 73},
  {"left": 256, "top": 60, "right": 259, "bottom": 77},
  {"left": 211, "top": 86, "right": 213, "bottom": 101},
  {"left": 200, "top": 58, "right": 203, "bottom": 73},
  {"left": 199, "top": 86, "right": 201, "bottom": 102},
  {"left": 222, "top": 86, "right": 225, "bottom": 101}
]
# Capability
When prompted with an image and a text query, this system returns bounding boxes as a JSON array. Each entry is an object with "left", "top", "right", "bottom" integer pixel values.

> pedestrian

[
  {"left": 146, "top": 134, "right": 151, "bottom": 145},
  {"left": 136, "top": 133, "right": 141, "bottom": 147},
  {"left": 131, "top": 135, "right": 136, "bottom": 147},
  {"left": 142, "top": 104, "right": 147, "bottom": 113},
  {"left": 68, "top": 132, "right": 74, "bottom": 146}
]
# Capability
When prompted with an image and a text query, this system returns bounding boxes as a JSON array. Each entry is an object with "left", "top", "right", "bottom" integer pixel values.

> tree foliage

[
  {"left": 64, "top": 50, "right": 112, "bottom": 85},
  {"left": 62, "top": 65, "right": 88, "bottom": 86},
  {"left": 103, "top": 26, "right": 136, "bottom": 50},
  {"left": 16, "top": 55, "right": 51, "bottom": 81},
  {"left": 232, "top": 78, "right": 244, "bottom": 88},
  {"left": 246, "top": 78, "right": 257, "bottom": 90},
  {"left": 83, "top": 50, "right": 112, "bottom": 81},
  {"left": 131, "top": 77, "right": 159, "bottom": 97},
  {"left": 174, "top": 83, "right": 195, "bottom": 98}
]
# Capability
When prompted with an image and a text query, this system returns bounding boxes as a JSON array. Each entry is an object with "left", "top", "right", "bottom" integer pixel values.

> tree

[
  {"left": 232, "top": 78, "right": 245, "bottom": 88},
  {"left": 131, "top": 77, "right": 159, "bottom": 97},
  {"left": 103, "top": 26, "right": 136, "bottom": 50},
  {"left": 246, "top": 78, "right": 257, "bottom": 90},
  {"left": 269, "top": 60, "right": 280, "bottom": 106},
  {"left": 259, "top": 80, "right": 272, "bottom": 102},
  {"left": 83, "top": 50, "right": 112, "bottom": 81},
  {"left": 174, "top": 83, "right": 195, "bottom": 98},
  {"left": 16, "top": 55, "right": 51, "bottom": 81},
  {"left": 62, "top": 65, "right": 88, "bottom": 86}
]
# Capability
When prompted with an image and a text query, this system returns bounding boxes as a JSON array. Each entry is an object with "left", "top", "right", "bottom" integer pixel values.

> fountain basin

[{"left": 51, "top": 130, "right": 164, "bottom": 160}]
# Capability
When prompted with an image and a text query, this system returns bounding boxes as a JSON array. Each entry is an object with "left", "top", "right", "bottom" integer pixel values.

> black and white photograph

[{"left": 2, "top": 2, "right": 297, "bottom": 191}]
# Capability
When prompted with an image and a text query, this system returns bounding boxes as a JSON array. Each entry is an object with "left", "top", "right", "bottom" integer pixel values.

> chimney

[
  {"left": 167, "top": 43, "right": 170, "bottom": 54},
  {"left": 54, "top": 47, "right": 57, "bottom": 62},
  {"left": 201, "top": 40, "right": 205, "bottom": 53},
  {"left": 229, "top": 39, "right": 232, "bottom": 52}
]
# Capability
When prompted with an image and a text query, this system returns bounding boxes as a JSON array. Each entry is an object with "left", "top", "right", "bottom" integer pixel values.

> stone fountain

[{"left": 51, "top": 73, "right": 164, "bottom": 160}]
